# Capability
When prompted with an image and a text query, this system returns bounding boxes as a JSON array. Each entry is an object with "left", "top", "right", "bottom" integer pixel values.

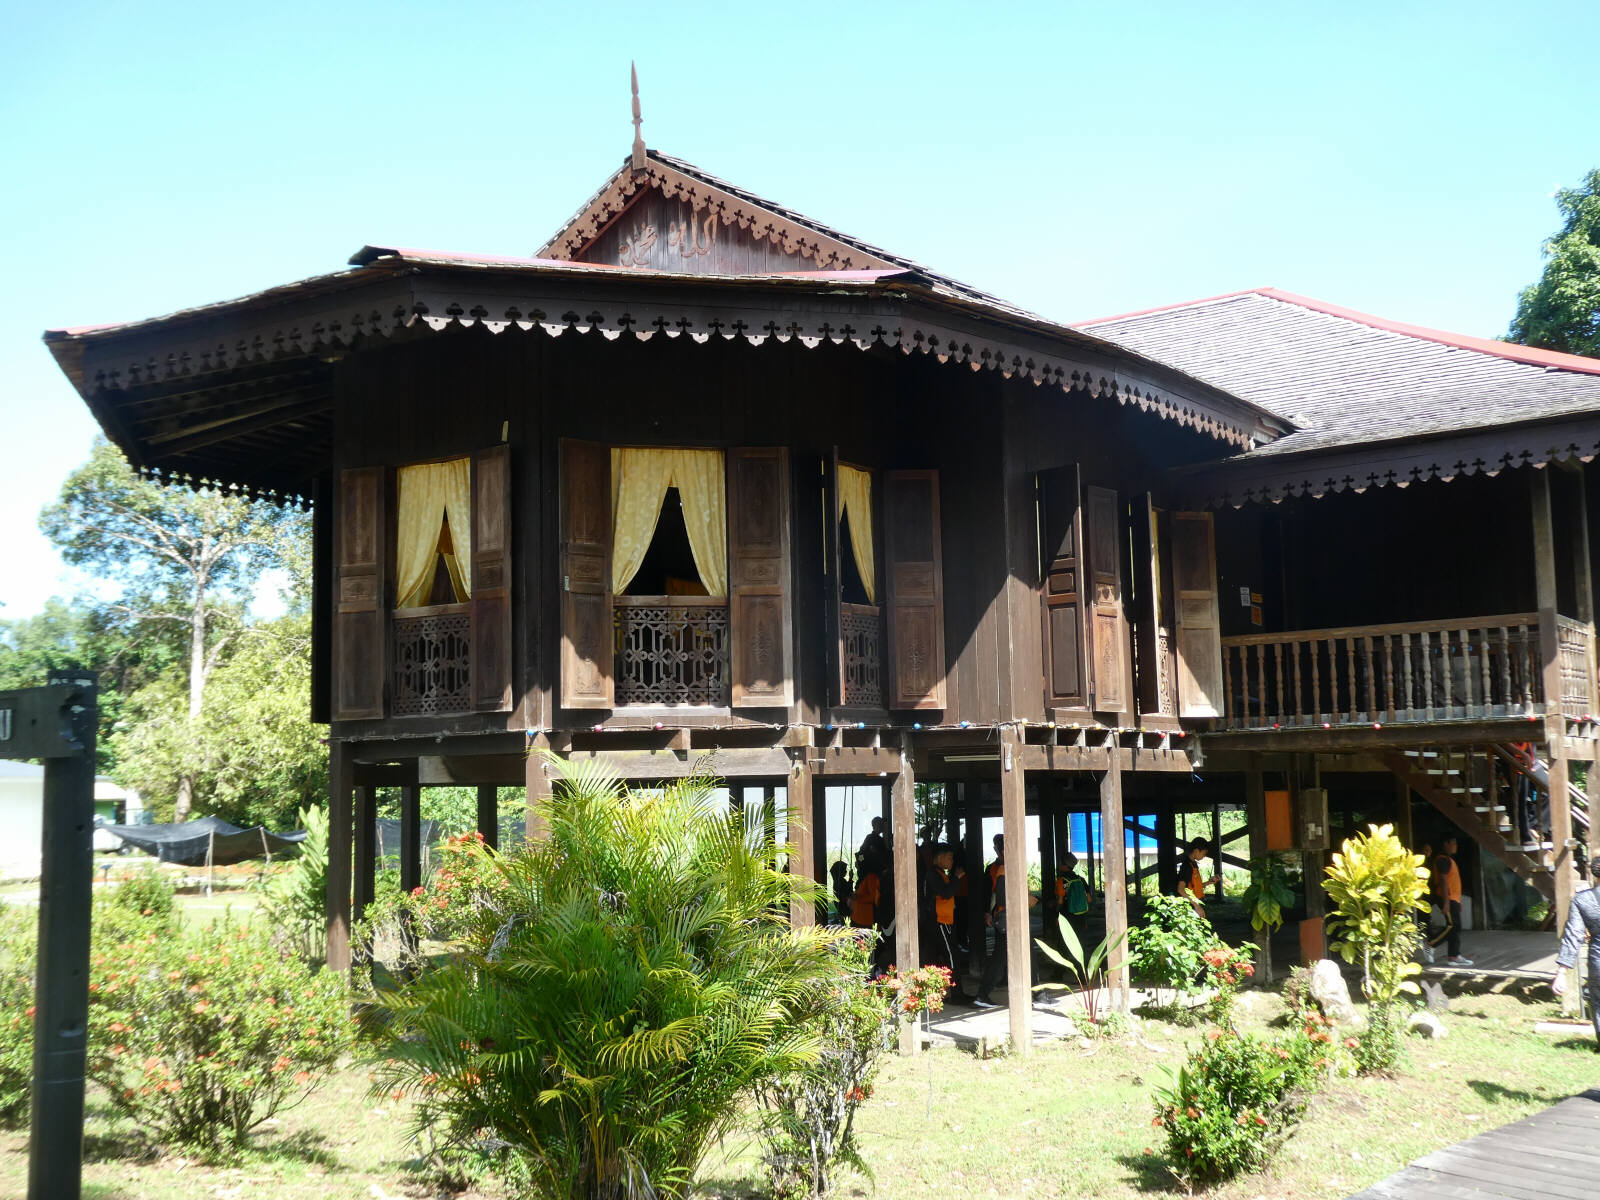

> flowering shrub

[
  {"left": 875, "top": 964, "right": 954, "bottom": 1018},
  {"left": 0, "top": 904, "right": 36, "bottom": 1128},
  {"left": 755, "top": 937, "right": 897, "bottom": 1199},
  {"left": 88, "top": 917, "right": 351, "bottom": 1156},
  {"left": 1151, "top": 1026, "right": 1323, "bottom": 1187},
  {"left": 106, "top": 864, "right": 178, "bottom": 925},
  {"left": 407, "top": 830, "right": 508, "bottom": 944},
  {"left": 1202, "top": 943, "right": 1255, "bottom": 1028}
]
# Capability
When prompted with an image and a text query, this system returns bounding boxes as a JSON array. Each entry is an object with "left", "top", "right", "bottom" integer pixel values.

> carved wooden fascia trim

[
  {"left": 539, "top": 161, "right": 898, "bottom": 275},
  {"left": 1179, "top": 416, "right": 1600, "bottom": 508}
]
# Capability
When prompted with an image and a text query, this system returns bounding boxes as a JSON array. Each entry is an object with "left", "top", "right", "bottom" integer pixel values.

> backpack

[{"left": 1065, "top": 876, "right": 1089, "bottom": 916}]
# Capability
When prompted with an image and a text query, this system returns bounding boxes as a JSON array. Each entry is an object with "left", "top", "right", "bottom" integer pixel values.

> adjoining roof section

[
  {"left": 537, "top": 148, "right": 1038, "bottom": 319},
  {"left": 1075, "top": 288, "right": 1600, "bottom": 506}
]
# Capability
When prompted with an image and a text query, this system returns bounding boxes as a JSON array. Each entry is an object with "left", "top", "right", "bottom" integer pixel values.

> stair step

[
  {"left": 1447, "top": 787, "right": 1486, "bottom": 795},
  {"left": 1471, "top": 805, "right": 1506, "bottom": 814}
]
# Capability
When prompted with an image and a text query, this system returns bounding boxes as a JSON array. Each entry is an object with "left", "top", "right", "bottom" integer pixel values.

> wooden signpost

[{"left": 0, "top": 674, "right": 98, "bottom": 1200}]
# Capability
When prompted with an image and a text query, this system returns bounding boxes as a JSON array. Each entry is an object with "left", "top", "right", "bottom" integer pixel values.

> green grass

[{"left": 0, "top": 984, "right": 1594, "bottom": 1199}]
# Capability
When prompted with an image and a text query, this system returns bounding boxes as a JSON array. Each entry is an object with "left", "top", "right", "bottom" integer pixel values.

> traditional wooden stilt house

[{"left": 44, "top": 121, "right": 1600, "bottom": 1046}]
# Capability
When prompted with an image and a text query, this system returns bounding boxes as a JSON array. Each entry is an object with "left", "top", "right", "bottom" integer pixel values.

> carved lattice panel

[
  {"left": 392, "top": 608, "right": 472, "bottom": 716},
  {"left": 615, "top": 602, "right": 730, "bottom": 706},
  {"left": 841, "top": 604, "right": 883, "bottom": 708},
  {"left": 1157, "top": 627, "right": 1177, "bottom": 716}
]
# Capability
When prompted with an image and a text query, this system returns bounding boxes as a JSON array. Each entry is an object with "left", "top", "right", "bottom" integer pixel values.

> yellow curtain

[
  {"left": 395, "top": 458, "right": 472, "bottom": 609},
  {"left": 670, "top": 449, "right": 727, "bottom": 598},
  {"left": 837, "top": 464, "right": 876, "bottom": 604},
  {"left": 611, "top": 448, "right": 727, "bottom": 597}
]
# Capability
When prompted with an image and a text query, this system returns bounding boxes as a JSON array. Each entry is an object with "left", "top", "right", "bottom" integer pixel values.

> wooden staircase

[{"left": 1382, "top": 745, "right": 1589, "bottom": 905}]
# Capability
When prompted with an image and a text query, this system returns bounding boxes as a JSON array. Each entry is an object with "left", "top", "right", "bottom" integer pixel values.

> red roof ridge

[{"left": 1077, "top": 287, "right": 1600, "bottom": 377}]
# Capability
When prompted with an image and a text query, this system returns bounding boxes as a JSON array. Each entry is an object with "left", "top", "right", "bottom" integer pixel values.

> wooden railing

[
  {"left": 392, "top": 603, "right": 472, "bottom": 717},
  {"left": 1218, "top": 613, "right": 1565, "bottom": 730},
  {"left": 614, "top": 596, "right": 730, "bottom": 706},
  {"left": 840, "top": 603, "right": 884, "bottom": 708},
  {"left": 1556, "top": 615, "right": 1596, "bottom": 721}
]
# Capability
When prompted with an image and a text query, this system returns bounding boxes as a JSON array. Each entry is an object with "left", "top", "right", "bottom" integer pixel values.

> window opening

[
  {"left": 423, "top": 516, "right": 468, "bottom": 605},
  {"left": 395, "top": 457, "right": 472, "bottom": 611},
  {"left": 624, "top": 488, "right": 708, "bottom": 596},
  {"left": 838, "top": 509, "right": 871, "bottom": 606}
]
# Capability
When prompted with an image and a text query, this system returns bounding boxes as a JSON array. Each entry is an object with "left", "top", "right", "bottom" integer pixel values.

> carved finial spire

[{"left": 630, "top": 62, "right": 646, "bottom": 171}]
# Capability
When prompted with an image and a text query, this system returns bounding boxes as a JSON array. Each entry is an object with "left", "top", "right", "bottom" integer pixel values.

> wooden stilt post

[
  {"left": 1211, "top": 801, "right": 1225, "bottom": 899},
  {"left": 1244, "top": 758, "right": 1272, "bottom": 984},
  {"left": 1156, "top": 800, "right": 1178, "bottom": 898},
  {"left": 1100, "top": 753, "right": 1129, "bottom": 1006},
  {"left": 962, "top": 782, "right": 985, "bottom": 984},
  {"left": 999, "top": 726, "right": 1032, "bottom": 1050},
  {"left": 525, "top": 748, "right": 552, "bottom": 842},
  {"left": 399, "top": 785, "right": 421, "bottom": 896},
  {"left": 789, "top": 750, "right": 817, "bottom": 928},
  {"left": 1039, "top": 792, "right": 1058, "bottom": 956},
  {"left": 476, "top": 784, "right": 499, "bottom": 850},
  {"left": 352, "top": 784, "right": 376, "bottom": 925},
  {"left": 325, "top": 740, "right": 353, "bottom": 971},
  {"left": 891, "top": 735, "right": 921, "bottom": 1055},
  {"left": 1533, "top": 468, "right": 1580, "bottom": 1011}
]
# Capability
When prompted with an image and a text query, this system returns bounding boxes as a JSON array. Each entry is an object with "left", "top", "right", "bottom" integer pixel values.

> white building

[{"left": 0, "top": 762, "right": 139, "bottom": 880}]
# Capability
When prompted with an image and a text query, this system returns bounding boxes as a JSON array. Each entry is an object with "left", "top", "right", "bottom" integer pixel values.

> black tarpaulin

[{"left": 103, "top": 815, "right": 306, "bottom": 866}]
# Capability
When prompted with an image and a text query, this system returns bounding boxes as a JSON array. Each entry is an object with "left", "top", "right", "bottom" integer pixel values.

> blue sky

[{"left": 3, "top": 0, "right": 1597, "bottom": 620}]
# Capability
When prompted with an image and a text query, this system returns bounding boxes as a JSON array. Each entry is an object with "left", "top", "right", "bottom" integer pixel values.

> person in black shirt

[{"left": 1176, "top": 838, "right": 1212, "bottom": 919}]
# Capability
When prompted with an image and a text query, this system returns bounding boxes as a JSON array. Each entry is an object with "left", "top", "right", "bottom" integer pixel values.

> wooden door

[
  {"left": 1132, "top": 494, "right": 1175, "bottom": 717},
  {"left": 823, "top": 449, "right": 844, "bottom": 707},
  {"left": 1171, "top": 511, "right": 1224, "bottom": 718},
  {"left": 333, "top": 466, "right": 386, "bottom": 721},
  {"left": 470, "top": 445, "right": 513, "bottom": 712},
  {"left": 1038, "top": 464, "right": 1088, "bottom": 711},
  {"left": 1085, "top": 485, "right": 1130, "bottom": 716},
  {"left": 884, "top": 470, "right": 946, "bottom": 710},
  {"left": 559, "top": 439, "right": 613, "bottom": 709},
  {"left": 728, "top": 447, "right": 794, "bottom": 708}
]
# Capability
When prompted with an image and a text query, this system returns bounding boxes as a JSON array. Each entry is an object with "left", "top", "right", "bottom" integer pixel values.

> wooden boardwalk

[{"left": 1349, "top": 1088, "right": 1600, "bottom": 1199}]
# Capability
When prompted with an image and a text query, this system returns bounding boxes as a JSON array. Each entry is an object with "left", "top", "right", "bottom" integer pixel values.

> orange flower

[{"left": 293, "top": 1071, "right": 312, "bottom": 1085}]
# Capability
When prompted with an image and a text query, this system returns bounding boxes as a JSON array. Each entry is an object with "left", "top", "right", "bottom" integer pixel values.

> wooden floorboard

[{"left": 1347, "top": 1091, "right": 1600, "bottom": 1200}]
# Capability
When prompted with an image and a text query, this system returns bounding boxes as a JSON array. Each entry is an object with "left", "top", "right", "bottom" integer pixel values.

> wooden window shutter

[
  {"left": 333, "top": 466, "right": 386, "bottom": 721},
  {"left": 1085, "top": 485, "right": 1130, "bottom": 716},
  {"left": 559, "top": 439, "right": 614, "bottom": 709},
  {"left": 1132, "top": 494, "right": 1176, "bottom": 717},
  {"left": 728, "top": 447, "right": 794, "bottom": 708},
  {"left": 884, "top": 469, "right": 946, "bottom": 710},
  {"left": 469, "top": 445, "right": 513, "bottom": 712},
  {"left": 1171, "top": 511, "right": 1225, "bottom": 718},
  {"left": 1038, "top": 464, "right": 1088, "bottom": 710}
]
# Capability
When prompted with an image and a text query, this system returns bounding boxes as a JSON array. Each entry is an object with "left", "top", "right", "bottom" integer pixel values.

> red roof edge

[{"left": 1077, "top": 287, "right": 1600, "bottom": 377}]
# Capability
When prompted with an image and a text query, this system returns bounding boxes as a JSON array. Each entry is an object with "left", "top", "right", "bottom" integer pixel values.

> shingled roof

[{"left": 1077, "top": 288, "right": 1600, "bottom": 460}]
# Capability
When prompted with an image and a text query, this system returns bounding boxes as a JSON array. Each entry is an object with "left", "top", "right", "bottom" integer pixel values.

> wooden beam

[
  {"left": 1100, "top": 756, "right": 1129, "bottom": 1004},
  {"left": 325, "top": 742, "right": 353, "bottom": 971},
  {"left": 561, "top": 746, "right": 794, "bottom": 779},
  {"left": 1204, "top": 718, "right": 1555, "bottom": 754},
  {"left": 890, "top": 737, "right": 920, "bottom": 1055},
  {"left": 1000, "top": 727, "right": 1032, "bottom": 1050},
  {"left": 789, "top": 753, "right": 817, "bottom": 929},
  {"left": 1533, "top": 469, "right": 1569, "bottom": 745},
  {"left": 147, "top": 394, "right": 330, "bottom": 456},
  {"left": 813, "top": 745, "right": 903, "bottom": 775},
  {"left": 350, "top": 762, "right": 418, "bottom": 787}
]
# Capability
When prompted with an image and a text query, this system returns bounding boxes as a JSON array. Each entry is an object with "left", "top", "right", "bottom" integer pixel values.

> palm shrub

[
  {"left": 1322, "top": 823, "right": 1427, "bottom": 1073},
  {"left": 261, "top": 805, "right": 328, "bottom": 961},
  {"left": 374, "top": 760, "right": 852, "bottom": 1200}
]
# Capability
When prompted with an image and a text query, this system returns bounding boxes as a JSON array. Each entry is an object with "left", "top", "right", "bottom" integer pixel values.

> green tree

[
  {"left": 39, "top": 439, "right": 308, "bottom": 818},
  {"left": 375, "top": 761, "right": 847, "bottom": 1200},
  {"left": 1508, "top": 168, "right": 1600, "bottom": 356},
  {"left": 110, "top": 612, "right": 326, "bottom": 829}
]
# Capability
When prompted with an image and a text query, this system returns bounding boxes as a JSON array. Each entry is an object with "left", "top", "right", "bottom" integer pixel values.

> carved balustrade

[
  {"left": 1556, "top": 616, "right": 1597, "bottom": 721},
  {"left": 614, "top": 596, "right": 730, "bottom": 706},
  {"left": 1217, "top": 613, "right": 1569, "bottom": 729},
  {"left": 840, "top": 603, "right": 884, "bottom": 708},
  {"left": 392, "top": 603, "right": 472, "bottom": 717}
]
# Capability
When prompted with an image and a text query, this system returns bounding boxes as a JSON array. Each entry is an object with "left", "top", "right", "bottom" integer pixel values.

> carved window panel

[
  {"left": 614, "top": 599, "right": 730, "bottom": 706},
  {"left": 392, "top": 606, "right": 472, "bottom": 716}
]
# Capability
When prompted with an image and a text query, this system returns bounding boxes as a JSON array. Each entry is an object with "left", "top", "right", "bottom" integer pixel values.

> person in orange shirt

[
  {"left": 1176, "top": 838, "right": 1211, "bottom": 919},
  {"left": 1423, "top": 836, "right": 1473, "bottom": 967},
  {"left": 926, "top": 845, "right": 969, "bottom": 1000},
  {"left": 850, "top": 855, "right": 882, "bottom": 930}
]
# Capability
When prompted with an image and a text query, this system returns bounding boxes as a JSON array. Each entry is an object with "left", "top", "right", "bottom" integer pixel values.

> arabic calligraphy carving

[
  {"left": 668, "top": 206, "right": 717, "bottom": 259},
  {"left": 618, "top": 222, "right": 658, "bottom": 267}
]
